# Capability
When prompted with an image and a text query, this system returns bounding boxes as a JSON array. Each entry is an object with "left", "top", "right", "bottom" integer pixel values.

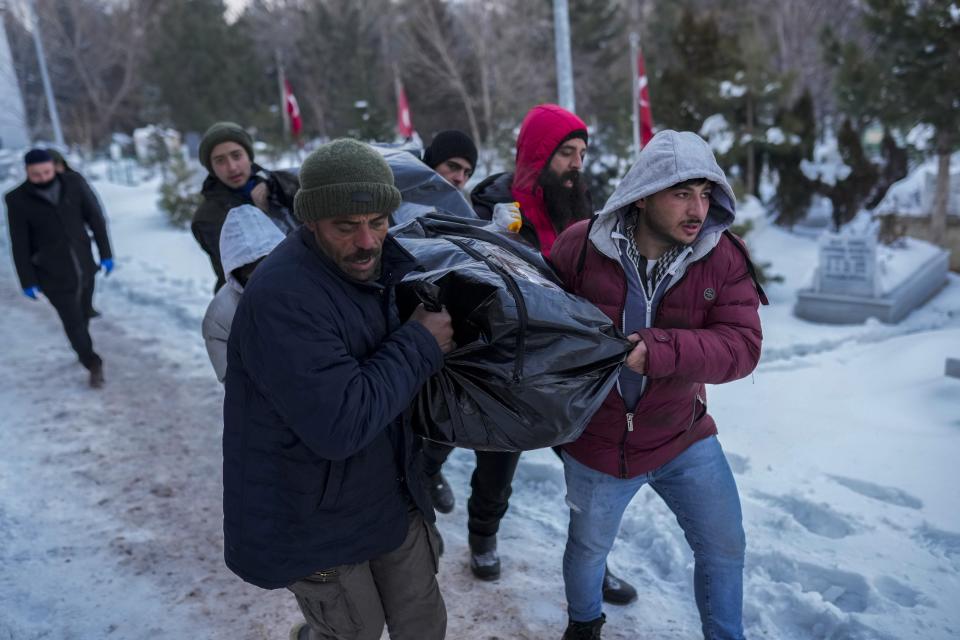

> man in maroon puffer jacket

[{"left": 550, "top": 130, "right": 766, "bottom": 640}]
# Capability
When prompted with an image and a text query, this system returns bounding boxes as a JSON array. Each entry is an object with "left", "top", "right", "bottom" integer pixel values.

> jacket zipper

[
  {"left": 448, "top": 238, "right": 527, "bottom": 382},
  {"left": 619, "top": 412, "right": 634, "bottom": 478},
  {"left": 688, "top": 392, "right": 704, "bottom": 431},
  {"left": 618, "top": 237, "right": 646, "bottom": 478}
]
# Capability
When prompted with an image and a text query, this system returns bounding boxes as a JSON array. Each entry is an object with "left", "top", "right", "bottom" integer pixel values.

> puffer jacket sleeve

[
  {"left": 548, "top": 219, "right": 590, "bottom": 290},
  {"left": 639, "top": 237, "right": 762, "bottom": 384},
  {"left": 76, "top": 175, "right": 112, "bottom": 261},
  {"left": 191, "top": 214, "right": 226, "bottom": 290},
  {"left": 202, "top": 293, "right": 232, "bottom": 383},
  {"left": 238, "top": 287, "right": 444, "bottom": 461}
]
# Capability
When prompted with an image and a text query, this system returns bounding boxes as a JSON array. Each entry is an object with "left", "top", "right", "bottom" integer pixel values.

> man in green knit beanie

[
  {"left": 222, "top": 139, "right": 454, "bottom": 640},
  {"left": 191, "top": 121, "right": 300, "bottom": 292}
]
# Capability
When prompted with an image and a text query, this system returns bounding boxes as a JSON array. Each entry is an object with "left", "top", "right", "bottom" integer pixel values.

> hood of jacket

[
  {"left": 510, "top": 104, "right": 588, "bottom": 257},
  {"left": 219, "top": 204, "right": 286, "bottom": 293},
  {"left": 589, "top": 130, "right": 737, "bottom": 268}
]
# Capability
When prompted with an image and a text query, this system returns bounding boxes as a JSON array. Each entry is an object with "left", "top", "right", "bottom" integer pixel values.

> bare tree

[
  {"left": 32, "top": 0, "right": 154, "bottom": 146},
  {"left": 397, "top": 0, "right": 485, "bottom": 151},
  {"left": 394, "top": 0, "right": 555, "bottom": 167}
]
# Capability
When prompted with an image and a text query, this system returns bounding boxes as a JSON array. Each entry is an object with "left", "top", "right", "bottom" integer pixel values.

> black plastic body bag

[{"left": 392, "top": 213, "right": 631, "bottom": 452}]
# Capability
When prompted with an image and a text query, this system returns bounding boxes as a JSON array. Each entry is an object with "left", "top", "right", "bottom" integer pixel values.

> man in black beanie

[
  {"left": 223, "top": 138, "right": 453, "bottom": 640},
  {"left": 192, "top": 121, "right": 300, "bottom": 292},
  {"left": 423, "top": 129, "right": 478, "bottom": 191},
  {"left": 5, "top": 149, "right": 113, "bottom": 388}
]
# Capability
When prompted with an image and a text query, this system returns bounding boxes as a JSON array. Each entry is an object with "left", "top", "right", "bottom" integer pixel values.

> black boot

[
  {"left": 88, "top": 361, "right": 105, "bottom": 389},
  {"left": 426, "top": 471, "right": 455, "bottom": 514},
  {"left": 602, "top": 563, "right": 637, "bottom": 605},
  {"left": 468, "top": 532, "right": 500, "bottom": 581},
  {"left": 562, "top": 613, "right": 605, "bottom": 640}
]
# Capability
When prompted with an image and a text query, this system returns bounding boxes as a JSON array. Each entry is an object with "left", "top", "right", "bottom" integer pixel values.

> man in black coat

[
  {"left": 223, "top": 139, "right": 454, "bottom": 640},
  {"left": 191, "top": 121, "right": 299, "bottom": 292},
  {"left": 5, "top": 149, "right": 113, "bottom": 388}
]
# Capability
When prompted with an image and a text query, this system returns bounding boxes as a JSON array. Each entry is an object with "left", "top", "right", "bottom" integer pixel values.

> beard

[{"left": 538, "top": 168, "right": 592, "bottom": 232}]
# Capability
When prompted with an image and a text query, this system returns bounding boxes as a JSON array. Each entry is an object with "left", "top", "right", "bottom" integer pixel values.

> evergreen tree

[
  {"left": 821, "top": 119, "right": 879, "bottom": 230},
  {"left": 293, "top": 0, "right": 393, "bottom": 140},
  {"left": 570, "top": 0, "right": 631, "bottom": 204},
  {"left": 647, "top": 6, "right": 790, "bottom": 198},
  {"left": 866, "top": 128, "right": 908, "bottom": 209},
  {"left": 768, "top": 90, "right": 817, "bottom": 227},
  {"left": 158, "top": 154, "right": 203, "bottom": 228},
  {"left": 648, "top": 7, "right": 737, "bottom": 133},
  {"left": 829, "top": 0, "right": 960, "bottom": 240},
  {"left": 144, "top": 0, "right": 272, "bottom": 134}
]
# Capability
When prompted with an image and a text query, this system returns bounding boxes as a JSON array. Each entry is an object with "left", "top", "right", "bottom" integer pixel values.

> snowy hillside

[{"left": 1, "top": 174, "right": 958, "bottom": 640}]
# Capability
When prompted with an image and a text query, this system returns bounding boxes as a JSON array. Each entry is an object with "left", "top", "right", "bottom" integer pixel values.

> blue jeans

[{"left": 562, "top": 436, "right": 745, "bottom": 640}]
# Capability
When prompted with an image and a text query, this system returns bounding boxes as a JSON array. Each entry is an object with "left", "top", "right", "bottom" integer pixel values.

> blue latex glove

[
  {"left": 23, "top": 286, "right": 41, "bottom": 299},
  {"left": 101, "top": 258, "right": 114, "bottom": 275}
]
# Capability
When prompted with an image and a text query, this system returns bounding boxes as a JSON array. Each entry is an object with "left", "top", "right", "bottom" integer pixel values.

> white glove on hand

[{"left": 491, "top": 201, "right": 522, "bottom": 233}]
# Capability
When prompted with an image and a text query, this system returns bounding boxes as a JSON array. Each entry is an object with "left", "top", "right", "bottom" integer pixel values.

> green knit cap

[
  {"left": 198, "top": 121, "right": 254, "bottom": 172},
  {"left": 294, "top": 139, "right": 401, "bottom": 221}
]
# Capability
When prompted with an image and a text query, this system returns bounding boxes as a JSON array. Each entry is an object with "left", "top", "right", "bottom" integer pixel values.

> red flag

[
  {"left": 284, "top": 79, "right": 302, "bottom": 137},
  {"left": 396, "top": 79, "right": 414, "bottom": 139},
  {"left": 636, "top": 47, "right": 654, "bottom": 148}
]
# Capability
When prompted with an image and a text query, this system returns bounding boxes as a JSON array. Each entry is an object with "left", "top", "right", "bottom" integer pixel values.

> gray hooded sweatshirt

[
  {"left": 592, "top": 130, "right": 738, "bottom": 408},
  {"left": 202, "top": 205, "right": 286, "bottom": 382}
]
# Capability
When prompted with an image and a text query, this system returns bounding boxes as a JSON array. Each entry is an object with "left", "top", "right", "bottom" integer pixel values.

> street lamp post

[{"left": 27, "top": 0, "right": 64, "bottom": 146}]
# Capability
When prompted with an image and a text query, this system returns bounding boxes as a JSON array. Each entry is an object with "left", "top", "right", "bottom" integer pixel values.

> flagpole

[
  {"left": 275, "top": 49, "right": 290, "bottom": 146},
  {"left": 553, "top": 0, "right": 575, "bottom": 112},
  {"left": 630, "top": 32, "right": 641, "bottom": 161}
]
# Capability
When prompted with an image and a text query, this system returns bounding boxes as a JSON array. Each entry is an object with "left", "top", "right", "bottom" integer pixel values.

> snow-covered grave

[{"left": 794, "top": 228, "right": 949, "bottom": 324}]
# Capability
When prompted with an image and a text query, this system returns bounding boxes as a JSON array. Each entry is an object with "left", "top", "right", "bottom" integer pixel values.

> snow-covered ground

[{"left": 1, "top": 172, "right": 958, "bottom": 639}]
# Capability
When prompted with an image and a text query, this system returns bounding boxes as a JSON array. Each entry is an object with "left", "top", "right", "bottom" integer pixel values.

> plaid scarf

[{"left": 624, "top": 216, "right": 684, "bottom": 298}]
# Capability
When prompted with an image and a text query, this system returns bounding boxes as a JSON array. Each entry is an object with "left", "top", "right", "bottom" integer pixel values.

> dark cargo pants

[{"left": 288, "top": 507, "right": 446, "bottom": 640}]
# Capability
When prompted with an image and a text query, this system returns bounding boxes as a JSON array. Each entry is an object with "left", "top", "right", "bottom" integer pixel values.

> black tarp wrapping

[
  {"left": 393, "top": 214, "right": 631, "bottom": 451},
  {"left": 374, "top": 145, "right": 479, "bottom": 223}
]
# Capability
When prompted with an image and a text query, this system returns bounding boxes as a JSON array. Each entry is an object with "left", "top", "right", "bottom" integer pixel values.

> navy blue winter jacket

[{"left": 222, "top": 226, "right": 444, "bottom": 589}]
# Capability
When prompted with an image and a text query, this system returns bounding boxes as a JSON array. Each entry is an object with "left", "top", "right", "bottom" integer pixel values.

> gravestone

[
  {"left": 817, "top": 233, "right": 879, "bottom": 298},
  {"left": 795, "top": 230, "right": 949, "bottom": 324},
  {"left": 946, "top": 358, "right": 960, "bottom": 380}
]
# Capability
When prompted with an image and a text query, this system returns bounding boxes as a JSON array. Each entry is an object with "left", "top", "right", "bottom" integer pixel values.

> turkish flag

[
  {"left": 284, "top": 79, "right": 302, "bottom": 137},
  {"left": 636, "top": 48, "right": 654, "bottom": 148},
  {"left": 396, "top": 80, "right": 414, "bottom": 139}
]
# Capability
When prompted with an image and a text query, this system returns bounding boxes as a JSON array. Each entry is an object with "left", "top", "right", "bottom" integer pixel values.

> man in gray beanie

[
  {"left": 222, "top": 138, "right": 453, "bottom": 640},
  {"left": 191, "top": 121, "right": 300, "bottom": 292}
]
